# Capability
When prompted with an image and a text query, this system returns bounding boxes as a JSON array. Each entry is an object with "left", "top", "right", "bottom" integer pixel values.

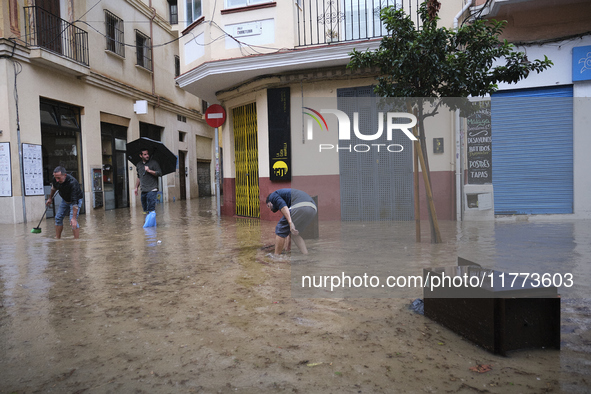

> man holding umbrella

[
  {"left": 127, "top": 137, "right": 177, "bottom": 222},
  {"left": 134, "top": 148, "right": 162, "bottom": 214}
]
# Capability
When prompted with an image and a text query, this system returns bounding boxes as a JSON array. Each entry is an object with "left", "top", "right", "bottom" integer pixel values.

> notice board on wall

[
  {"left": 267, "top": 87, "right": 291, "bottom": 181},
  {"left": 466, "top": 102, "right": 492, "bottom": 184},
  {"left": 22, "top": 143, "right": 44, "bottom": 196},
  {"left": 0, "top": 142, "right": 11, "bottom": 197}
]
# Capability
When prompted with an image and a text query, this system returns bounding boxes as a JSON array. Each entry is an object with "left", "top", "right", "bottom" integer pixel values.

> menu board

[
  {"left": 22, "top": 143, "right": 44, "bottom": 196},
  {"left": 0, "top": 142, "right": 12, "bottom": 197},
  {"left": 466, "top": 102, "right": 492, "bottom": 184}
]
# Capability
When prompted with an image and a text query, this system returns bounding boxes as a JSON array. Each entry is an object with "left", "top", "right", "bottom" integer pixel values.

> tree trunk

[{"left": 417, "top": 104, "right": 442, "bottom": 243}]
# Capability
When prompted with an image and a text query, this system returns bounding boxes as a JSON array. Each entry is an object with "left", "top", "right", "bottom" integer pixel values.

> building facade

[
  {"left": 176, "top": 0, "right": 466, "bottom": 222},
  {"left": 463, "top": 0, "right": 591, "bottom": 220},
  {"left": 0, "top": 0, "right": 211, "bottom": 224},
  {"left": 175, "top": 0, "right": 591, "bottom": 223}
]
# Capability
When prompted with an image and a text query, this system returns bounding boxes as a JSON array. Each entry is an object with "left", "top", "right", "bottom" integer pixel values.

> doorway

[
  {"left": 233, "top": 103, "right": 259, "bottom": 218},
  {"left": 178, "top": 150, "right": 187, "bottom": 200},
  {"left": 101, "top": 123, "right": 129, "bottom": 209},
  {"left": 337, "top": 86, "right": 414, "bottom": 221},
  {"left": 40, "top": 99, "right": 84, "bottom": 217},
  {"left": 197, "top": 161, "right": 211, "bottom": 197},
  {"left": 35, "top": 0, "right": 62, "bottom": 54}
]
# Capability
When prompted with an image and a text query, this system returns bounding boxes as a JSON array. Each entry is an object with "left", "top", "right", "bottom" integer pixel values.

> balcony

[
  {"left": 296, "top": 0, "right": 421, "bottom": 47},
  {"left": 24, "top": 6, "right": 90, "bottom": 75},
  {"left": 177, "top": 0, "right": 423, "bottom": 103}
]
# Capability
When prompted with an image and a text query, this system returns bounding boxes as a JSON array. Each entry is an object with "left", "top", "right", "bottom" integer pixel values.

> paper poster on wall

[
  {"left": 0, "top": 142, "right": 12, "bottom": 197},
  {"left": 22, "top": 143, "right": 44, "bottom": 196}
]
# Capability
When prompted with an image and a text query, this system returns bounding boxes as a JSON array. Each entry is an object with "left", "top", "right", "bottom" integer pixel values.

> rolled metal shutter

[
  {"left": 337, "top": 87, "right": 414, "bottom": 221},
  {"left": 491, "top": 85, "right": 573, "bottom": 214}
]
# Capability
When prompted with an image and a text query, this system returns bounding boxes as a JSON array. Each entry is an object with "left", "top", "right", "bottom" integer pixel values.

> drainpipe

[
  {"left": 455, "top": 110, "right": 462, "bottom": 222},
  {"left": 149, "top": 1, "right": 156, "bottom": 96},
  {"left": 453, "top": 1, "right": 471, "bottom": 222},
  {"left": 453, "top": 0, "right": 472, "bottom": 30}
]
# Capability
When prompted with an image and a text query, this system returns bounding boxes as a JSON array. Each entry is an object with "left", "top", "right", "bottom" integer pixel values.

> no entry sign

[{"left": 204, "top": 104, "right": 226, "bottom": 128}]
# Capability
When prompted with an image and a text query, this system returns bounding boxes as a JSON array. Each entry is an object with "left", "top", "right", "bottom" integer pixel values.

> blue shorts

[
  {"left": 55, "top": 198, "right": 83, "bottom": 227},
  {"left": 275, "top": 206, "right": 317, "bottom": 238}
]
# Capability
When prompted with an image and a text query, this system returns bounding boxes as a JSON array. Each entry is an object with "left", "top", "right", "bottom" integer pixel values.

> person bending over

[
  {"left": 46, "top": 166, "right": 84, "bottom": 239},
  {"left": 266, "top": 188, "right": 317, "bottom": 255}
]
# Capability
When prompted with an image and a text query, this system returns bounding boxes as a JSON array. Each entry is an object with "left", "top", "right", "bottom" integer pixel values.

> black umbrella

[{"left": 126, "top": 137, "right": 177, "bottom": 176}]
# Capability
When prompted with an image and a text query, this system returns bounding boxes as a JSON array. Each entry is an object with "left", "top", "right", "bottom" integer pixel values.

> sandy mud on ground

[{"left": 1, "top": 200, "right": 590, "bottom": 393}]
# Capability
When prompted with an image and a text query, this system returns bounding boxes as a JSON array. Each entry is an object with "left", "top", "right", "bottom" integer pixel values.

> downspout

[
  {"left": 453, "top": 0, "right": 472, "bottom": 30},
  {"left": 455, "top": 110, "right": 462, "bottom": 222},
  {"left": 453, "top": 1, "right": 472, "bottom": 222},
  {"left": 149, "top": 1, "right": 156, "bottom": 96}
]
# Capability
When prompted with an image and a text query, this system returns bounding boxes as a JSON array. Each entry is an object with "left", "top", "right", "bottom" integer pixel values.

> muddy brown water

[{"left": 1, "top": 197, "right": 590, "bottom": 393}]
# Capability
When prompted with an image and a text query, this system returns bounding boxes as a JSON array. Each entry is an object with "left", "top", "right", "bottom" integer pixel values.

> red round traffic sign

[{"left": 204, "top": 104, "right": 226, "bottom": 128}]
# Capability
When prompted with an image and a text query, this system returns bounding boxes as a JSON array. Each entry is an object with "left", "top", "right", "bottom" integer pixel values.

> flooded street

[{"left": 1, "top": 198, "right": 590, "bottom": 393}]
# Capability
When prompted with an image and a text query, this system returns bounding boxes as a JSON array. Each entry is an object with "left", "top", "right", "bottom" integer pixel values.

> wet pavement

[{"left": 0, "top": 197, "right": 590, "bottom": 393}]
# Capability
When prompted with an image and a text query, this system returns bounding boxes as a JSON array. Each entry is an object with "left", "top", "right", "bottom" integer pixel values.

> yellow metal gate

[{"left": 233, "top": 103, "right": 260, "bottom": 218}]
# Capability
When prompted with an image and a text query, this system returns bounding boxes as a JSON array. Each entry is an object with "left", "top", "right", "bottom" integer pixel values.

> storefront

[
  {"left": 40, "top": 99, "right": 84, "bottom": 216},
  {"left": 101, "top": 122, "right": 129, "bottom": 210}
]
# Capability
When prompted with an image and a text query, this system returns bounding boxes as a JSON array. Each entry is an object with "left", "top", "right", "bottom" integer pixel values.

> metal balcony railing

[
  {"left": 296, "top": 0, "right": 422, "bottom": 47},
  {"left": 24, "top": 6, "right": 89, "bottom": 66}
]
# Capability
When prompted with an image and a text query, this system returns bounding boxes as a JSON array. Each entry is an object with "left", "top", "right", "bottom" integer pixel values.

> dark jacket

[{"left": 51, "top": 174, "right": 83, "bottom": 205}]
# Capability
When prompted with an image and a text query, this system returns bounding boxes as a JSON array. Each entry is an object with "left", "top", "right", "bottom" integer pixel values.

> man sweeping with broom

[{"left": 46, "top": 166, "right": 84, "bottom": 239}]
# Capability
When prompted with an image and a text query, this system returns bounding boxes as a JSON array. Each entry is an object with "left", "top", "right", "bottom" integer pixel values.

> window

[
  {"left": 135, "top": 30, "right": 152, "bottom": 70},
  {"left": 226, "top": 0, "right": 268, "bottom": 8},
  {"left": 168, "top": 0, "right": 178, "bottom": 25},
  {"left": 179, "top": 131, "right": 187, "bottom": 142},
  {"left": 186, "top": 0, "right": 202, "bottom": 24},
  {"left": 105, "top": 10, "right": 125, "bottom": 57},
  {"left": 174, "top": 55, "right": 180, "bottom": 77}
]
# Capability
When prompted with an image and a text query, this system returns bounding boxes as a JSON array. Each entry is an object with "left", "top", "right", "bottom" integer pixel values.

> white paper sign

[
  {"left": 0, "top": 142, "right": 12, "bottom": 197},
  {"left": 22, "top": 143, "right": 44, "bottom": 196}
]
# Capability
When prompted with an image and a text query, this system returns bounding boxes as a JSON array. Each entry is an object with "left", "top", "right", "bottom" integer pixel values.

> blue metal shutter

[{"left": 491, "top": 85, "right": 573, "bottom": 214}]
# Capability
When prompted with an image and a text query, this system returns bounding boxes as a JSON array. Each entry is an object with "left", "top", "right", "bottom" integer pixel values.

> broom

[
  {"left": 31, "top": 205, "right": 49, "bottom": 233},
  {"left": 31, "top": 192, "right": 57, "bottom": 234}
]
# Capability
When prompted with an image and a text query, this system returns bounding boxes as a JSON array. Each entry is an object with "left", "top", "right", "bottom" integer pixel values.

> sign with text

[
  {"left": 22, "top": 143, "right": 44, "bottom": 195},
  {"left": 466, "top": 102, "right": 492, "bottom": 184},
  {"left": 0, "top": 142, "right": 12, "bottom": 197},
  {"left": 268, "top": 87, "right": 291, "bottom": 181}
]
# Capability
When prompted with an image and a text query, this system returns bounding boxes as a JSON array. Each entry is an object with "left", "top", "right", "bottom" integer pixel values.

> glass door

[{"left": 114, "top": 138, "right": 128, "bottom": 208}]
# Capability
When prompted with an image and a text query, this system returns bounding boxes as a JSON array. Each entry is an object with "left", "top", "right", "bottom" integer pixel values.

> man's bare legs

[
  {"left": 274, "top": 235, "right": 286, "bottom": 255},
  {"left": 55, "top": 225, "right": 79, "bottom": 239},
  {"left": 291, "top": 233, "right": 308, "bottom": 254},
  {"left": 274, "top": 233, "right": 307, "bottom": 255}
]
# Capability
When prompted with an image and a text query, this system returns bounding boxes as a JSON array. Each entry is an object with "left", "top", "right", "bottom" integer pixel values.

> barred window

[
  {"left": 174, "top": 55, "right": 180, "bottom": 78},
  {"left": 135, "top": 30, "right": 152, "bottom": 71},
  {"left": 105, "top": 10, "right": 125, "bottom": 57}
]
